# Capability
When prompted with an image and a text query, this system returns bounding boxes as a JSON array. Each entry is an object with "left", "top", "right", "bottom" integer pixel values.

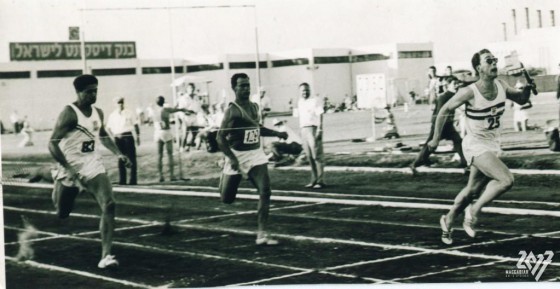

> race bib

[
  {"left": 243, "top": 129, "right": 260, "bottom": 144},
  {"left": 81, "top": 140, "right": 95, "bottom": 152}
]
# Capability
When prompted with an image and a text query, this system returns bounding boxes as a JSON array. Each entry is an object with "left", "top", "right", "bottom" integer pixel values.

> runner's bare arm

[
  {"left": 217, "top": 107, "right": 239, "bottom": 163},
  {"left": 48, "top": 106, "right": 77, "bottom": 169},
  {"left": 501, "top": 79, "right": 532, "bottom": 105},
  {"left": 429, "top": 87, "right": 474, "bottom": 149},
  {"left": 260, "top": 126, "right": 288, "bottom": 139}
]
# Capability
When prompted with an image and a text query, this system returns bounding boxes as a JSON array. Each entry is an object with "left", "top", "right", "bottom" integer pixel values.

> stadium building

[{"left": 1, "top": 42, "right": 434, "bottom": 130}]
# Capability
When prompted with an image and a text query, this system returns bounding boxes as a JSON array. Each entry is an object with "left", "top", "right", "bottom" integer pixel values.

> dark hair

[
  {"left": 429, "top": 66, "right": 436, "bottom": 71},
  {"left": 299, "top": 82, "right": 310, "bottom": 88},
  {"left": 445, "top": 75, "right": 459, "bottom": 83},
  {"left": 231, "top": 73, "right": 249, "bottom": 89},
  {"left": 187, "top": 83, "right": 195, "bottom": 89},
  {"left": 471, "top": 48, "right": 491, "bottom": 76},
  {"left": 73, "top": 74, "right": 98, "bottom": 92},
  {"left": 446, "top": 65, "right": 452, "bottom": 70},
  {"left": 156, "top": 96, "right": 165, "bottom": 106}
]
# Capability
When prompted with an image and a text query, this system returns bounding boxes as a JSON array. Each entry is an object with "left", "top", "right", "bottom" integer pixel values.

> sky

[{"left": 1, "top": 0, "right": 559, "bottom": 66}]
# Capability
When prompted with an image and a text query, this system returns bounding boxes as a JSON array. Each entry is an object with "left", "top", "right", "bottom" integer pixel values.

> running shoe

[
  {"left": 256, "top": 235, "right": 279, "bottom": 246},
  {"left": 304, "top": 182, "right": 316, "bottom": 188},
  {"left": 463, "top": 205, "right": 477, "bottom": 238},
  {"left": 312, "top": 183, "right": 326, "bottom": 189},
  {"left": 440, "top": 215, "right": 453, "bottom": 245},
  {"left": 98, "top": 255, "right": 119, "bottom": 269}
]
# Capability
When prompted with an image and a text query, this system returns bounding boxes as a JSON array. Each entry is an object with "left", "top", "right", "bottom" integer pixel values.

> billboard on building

[
  {"left": 9, "top": 42, "right": 137, "bottom": 61},
  {"left": 356, "top": 73, "right": 387, "bottom": 109}
]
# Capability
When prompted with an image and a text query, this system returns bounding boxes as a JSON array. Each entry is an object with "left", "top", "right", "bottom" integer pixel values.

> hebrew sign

[{"left": 9, "top": 42, "right": 136, "bottom": 61}]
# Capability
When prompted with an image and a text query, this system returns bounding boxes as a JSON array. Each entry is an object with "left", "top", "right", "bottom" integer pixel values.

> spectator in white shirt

[
  {"left": 297, "top": 83, "right": 325, "bottom": 189},
  {"left": 106, "top": 97, "right": 140, "bottom": 185},
  {"left": 176, "top": 83, "right": 201, "bottom": 151}
]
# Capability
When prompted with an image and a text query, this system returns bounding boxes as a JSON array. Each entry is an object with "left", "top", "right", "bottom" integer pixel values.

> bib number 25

[
  {"left": 243, "top": 129, "right": 260, "bottom": 144},
  {"left": 487, "top": 116, "right": 501, "bottom": 130}
]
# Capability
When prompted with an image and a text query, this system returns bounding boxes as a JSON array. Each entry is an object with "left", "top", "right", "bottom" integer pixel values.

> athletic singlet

[
  {"left": 226, "top": 102, "right": 261, "bottom": 151},
  {"left": 152, "top": 106, "right": 170, "bottom": 130},
  {"left": 464, "top": 80, "right": 506, "bottom": 141},
  {"left": 59, "top": 104, "right": 102, "bottom": 160}
]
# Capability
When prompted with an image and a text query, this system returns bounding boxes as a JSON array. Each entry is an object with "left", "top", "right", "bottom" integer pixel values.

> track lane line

[
  {"left": 5, "top": 206, "right": 560, "bottom": 267},
  {"left": 5, "top": 256, "right": 155, "bottom": 289},
  {"left": 6, "top": 183, "right": 560, "bottom": 217}
]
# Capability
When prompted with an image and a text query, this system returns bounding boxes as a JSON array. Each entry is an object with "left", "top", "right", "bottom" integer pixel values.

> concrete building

[{"left": 0, "top": 42, "right": 434, "bottom": 130}]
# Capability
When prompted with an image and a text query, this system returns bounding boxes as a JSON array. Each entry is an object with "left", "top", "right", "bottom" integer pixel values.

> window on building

[
  {"left": 37, "top": 70, "right": 82, "bottom": 78},
  {"left": 538, "top": 10, "right": 542, "bottom": 28},
  {"left": 229, "top": 61, "right": 268, "bottom": 69},
  {"left": 271, "top": 58, "right": 309, "bottom": 67},
  {"left": 397, "top": 51, "right": 432, "bottom": 59},
  {"left": 142, "top": 66, "right": 183, "bottom": 74},
  {"left": 92, "top": 68, "right": 136, "bottom": 76},
  {"left": 0, "top": 71, "right": 31, "bottom": 79}
]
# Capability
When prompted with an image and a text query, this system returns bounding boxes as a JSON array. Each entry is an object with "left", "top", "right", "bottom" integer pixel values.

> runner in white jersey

[
  {"left": 49, "top": 74, "right": 131, "bottom": 268},
  {"left": 427, "top": 49, "right": 534, "bottom": 245}
]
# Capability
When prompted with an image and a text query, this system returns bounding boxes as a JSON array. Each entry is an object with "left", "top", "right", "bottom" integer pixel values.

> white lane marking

[
  {"left": 5, "top": 256, "right": 155, "bottom": 289},
  {"left": 6, "top": 204, "right": 560, "bottom": 267},
  {"left": 7, "top": 183, "right": 560, "bottom": 218},
  {"left": 277, "top": 165, "right": 560, "bottom": 176},
  {"left": 143, "top": 184, "right": 560, "bottom": 207},
  {"left": 226, "top": 270, "right": 315, "bottom": 286},
  {"left": 5, "top": 223, "right": 310, "bottom": 273},
  {"left": 6, "top": 203, "right": 560, "bottom": 285},
  {"left": 175, "top": 202, "right": 325, "bottom": 224},
  {"left": 324, "top": 252, "right": 428, "bottom": 271},
  {"left": 272, "top": 213, "right": 516, "bottom": 236},
  {"left": 318, "top": 270, "right": 397, "bottom": 284},
  {"left": 4, "top": 161, "right": 560, "bottom": 175},
  {"left": 6, "top": 181, "right": 560, "bottom": 209},
  {"left": 171, "top": 223, "right": 560, "bottom": 266},
  {"left": 391, "top": 260, "right": 506, "bottom": 281}
]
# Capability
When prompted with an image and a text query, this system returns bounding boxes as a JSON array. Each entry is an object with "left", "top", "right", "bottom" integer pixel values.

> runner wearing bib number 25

[
  {"left": 427, "top": 49, "right": 534, "bottom": 245},
  {"left": 217, "top": 73, "right": 288, "bottom": 246},
  {"left": 48, "top": 74, "right": 131, "bottom": 269}
]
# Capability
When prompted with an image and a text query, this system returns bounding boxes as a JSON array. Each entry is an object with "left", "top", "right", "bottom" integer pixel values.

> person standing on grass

[
  {"left": 410, "top": 76, "right": 468, "bottom": 175},
  {"left": 217, "top": 73, "right": 288, "bottom": 246},
  {"left": 48, "top": 74, "right": 131, "bottom": 268},
  {"left": 106, "top": 97, "right": 140, "bottom": 185},
  {"left": 153, "top": 95, "right": 191, "bottom": 182},
  {"left": 297, "top": 82, "right": 326, "bottom": 189},
  {"left": 427, "top": 49, "right": 534, "bottom": 245}
]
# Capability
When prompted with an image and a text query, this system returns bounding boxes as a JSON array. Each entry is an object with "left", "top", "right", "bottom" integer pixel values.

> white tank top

[
  {"left": 464, "top": 80, "right": 506, "bottom": 141},
  {"left": 152, "top": 106, "right": 170, "bottom": 130},
  {"left": 59, "top": 104, "right": 102, "bottom": 161}
]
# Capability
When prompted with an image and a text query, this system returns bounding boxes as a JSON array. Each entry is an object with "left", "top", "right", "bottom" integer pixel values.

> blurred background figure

[
  {"left": 383, "top": 106, "right": 400, "bottom": 139},
  {"left": 251, "top": 86, "right": 271, "bottom": 124},
  {"left": 18, "top": 115, "right": 34, "bottom": 147},
  {"left": 176, "top": 83, "right": 201, "bottom": 152},
  {"left": 427, "top": 66, "right": 439, "bottom": 106},
  {"left": 268, "top": 119, "right": 303, "bottom": 167},
  {"left": 512, "top": 80, "right": 533, "bottom": 132},
  {"left": 10, "top": 110, "right": 21, "bottom": 134}
]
